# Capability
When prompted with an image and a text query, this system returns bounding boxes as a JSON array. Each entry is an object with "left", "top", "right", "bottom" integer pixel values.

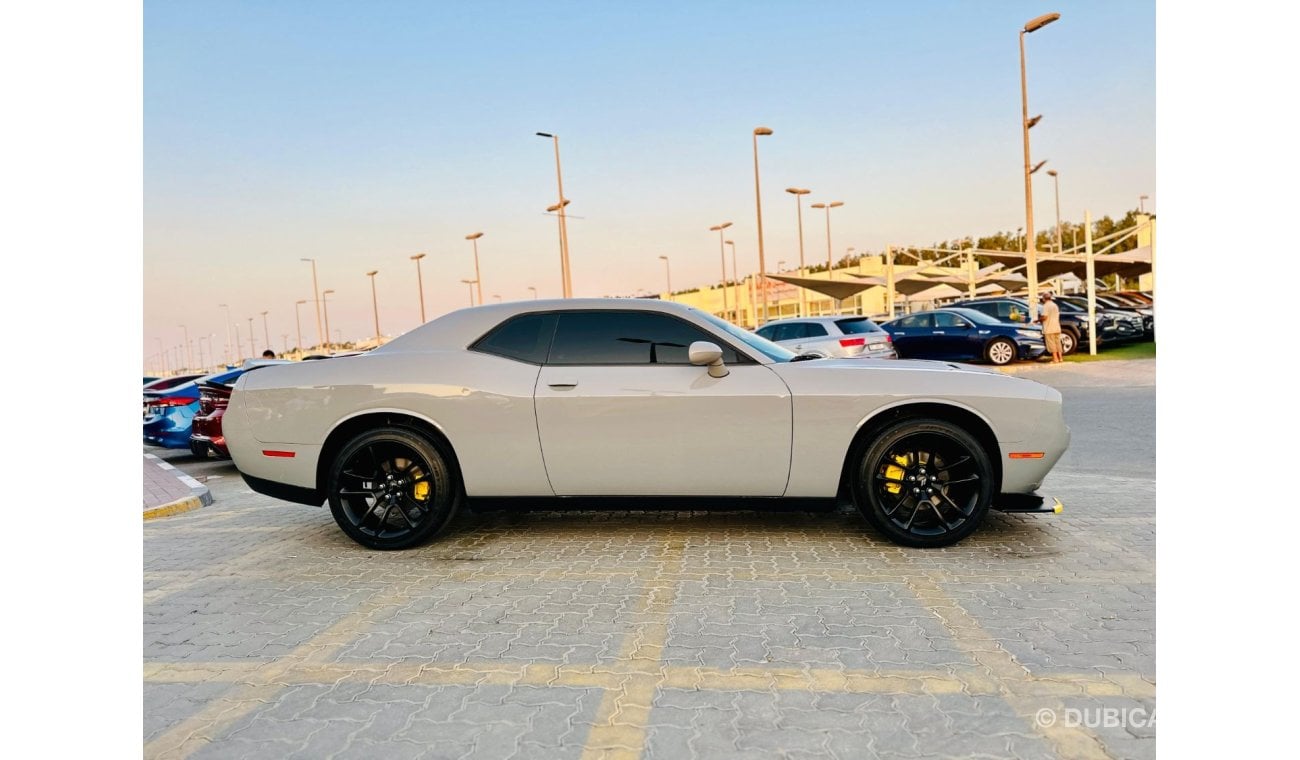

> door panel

[{"left": 535, "top": 364, "right": 793, "bottom": 496}]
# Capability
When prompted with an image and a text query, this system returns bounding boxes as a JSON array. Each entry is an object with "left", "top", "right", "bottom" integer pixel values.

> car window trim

[{"left": 539, "top": 308, "right": 762, "bottom": 367}]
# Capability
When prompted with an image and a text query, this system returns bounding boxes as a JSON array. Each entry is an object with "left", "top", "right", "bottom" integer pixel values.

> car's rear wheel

[
  {"left": 853, "top": 418, "right": 993, "bottom": 547},
  {"left": 985, "top": 338, "right": 1017, "bottom": 365},
  {"left": 326, "top": 427, "right": 460, "bottom": 550}
]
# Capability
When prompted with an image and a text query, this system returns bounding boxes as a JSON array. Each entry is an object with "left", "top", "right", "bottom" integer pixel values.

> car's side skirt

[{"left": 466, "top": 496, "right": 842, "bottom": 513}]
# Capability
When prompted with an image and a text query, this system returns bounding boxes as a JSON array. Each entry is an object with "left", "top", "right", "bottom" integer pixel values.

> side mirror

[{"left": 688, "top": 341, "right": 729, "bottom": 378}]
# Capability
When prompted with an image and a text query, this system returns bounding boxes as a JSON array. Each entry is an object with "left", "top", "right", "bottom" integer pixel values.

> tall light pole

[
  {"left": 1047, "top": 169, "right": 1063, "bottom": 253},
  {"left": 410, "top": 253, "right": 427, "bottom": 324},
  {"left": 810, "top": 201, "right": 844, "bottom": 277},
  {"left": 786, "top": 188, "right": 811, "bottom": 317},
  {"left": 322, "top": 290, "right": 334, "bottom": 353},
  {"left": 234, "top": 322, "right": 244, "bottom": 360},
  {"left": 179, "top": 324, "right": 191, "bottom": 369},
  {"left": 301, "top": 258, "right": 323, "bottom": 349},
  {"left": 294, "top": 300, "right": 306, "bottom": 356},
  {"left": 198, "top": 336, "right": 209, "bottom": 370},
  {"left": 725, "top": 240, "right": 739, "bottom": 323},
  {"left": 282, "top": 334, "right": 289, "bottom": 355},
  {"left": 528, "top": 286, "right": 538, "bottom": 299},
  {"left": 155, "top": 337, "right": 167, "bottom": 374},
  {"left": 1019, "top": 11, "right": 1061, "bottom": 315},
  {"left": 465, "top": 232, "right": 484, "bottom": 306},
  {"left": 460, "top": 279, "right": 476, "bottom": 307},
  {"left": 365, "top": 270, "right": 380, "bottom": 342},
  {"left": 709, "top": 222, "right": 733, "bottom": 318},
  {"left": 536, "top": 132, "right": 573, "bottom": 297},
  {"left": 260, "top": 311, "right": 270, "bottom": 352},
  {"left": 1139, "top": 194, "right": 1149, "bottom": 213},
  {"left": 657, "top": 255, "right": 671, "bottom": 296},
  {"left": 218, "top": 303, "right": 233, "bottom": 365},
  {"left": 247, "top": 316, "right": 256, "bottom": 356},
  {"left": 752, "top": 126, "right": 773, "bottom": 325}
]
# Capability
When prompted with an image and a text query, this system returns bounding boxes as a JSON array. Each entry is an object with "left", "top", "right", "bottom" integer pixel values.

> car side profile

[
  {"left": 943, "top": 297, "right": 1101, "bottom": 355},
  {"left": 881, "top": 308, "right": 1046, "bottom": 365},
  {"left": 755, "top": 316, "right": 897, "bottom": 359},
  {"left": 226, "top": 299, "right": 1068, "bottom": 550}
]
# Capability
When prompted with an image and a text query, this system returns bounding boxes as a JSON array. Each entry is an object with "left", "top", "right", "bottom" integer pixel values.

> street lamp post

[
  {"left": 322, "top": 290, "right": 335, "bottom": 353},
  {"left": 528, "top": 286, "right": 538, "bottom": 299},
  {"left": 537, "top": 132, "right": 573, "bottom": 298},
  {"left": 657, "top": 255, "right": 671, "bottom": 296},
  {"left": 410, "top": 253, "right": 427, "bottom": 324},
  {"left": 465, "top": 233, "right": 484, "bottom": 306},
  {"left": 366, "top": 270, "right": 380, "bottom": 342},
  {"left": 198, "top": 336, "right": 209, "bottom": 370},
  {"left": 260, "top": 311, "right": 270, "bottom": 352},
  {"left": 1047, "top": 169, "right": 1063, "bottom": 253},
  {"left": 810, "top": 201, "right": 844, "bottom": 278},
  {"left": 1139, "top": 194, "right": 1149, "bottom": 213},
  {"left": 709, "top": 222, "right": 733, "bottom": 318},
  {"left": 1019, "top": 11, "right": 1061, "bottom": 316},
  {"left": 179, "top": 324, "right": 191, "bottom": 369},
  {"left": 726, "top": 240, "right": 739, "bottom": 323},
  {"left": 155, "top": 337, "right": 167, "bottom": 374},
  {"left": 294, "top": 300, "right": 306, "bottom": 357},
  {"left": 218, "top": 303, "right": 233, "bottom": 365},
  {"left": 460, "top": 280, "right": 476, "bottom": 307},
  {"left": 247, "top": 316, "right": 256, "bottom": 356},
  {"left": 752, "top": 126, "right": 773, "bottom": 325},
  {"left": 234, "top": 323, "right": 244, "bottom": 360},
  {"left": 786, "top": 187, "right": 811, "bottom": 317},
  {"left": 301, "top": 258, "right": 323, "bottom": 349}
]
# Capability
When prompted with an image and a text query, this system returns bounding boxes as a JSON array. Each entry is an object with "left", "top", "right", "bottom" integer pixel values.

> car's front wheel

[
  {"left": 985, "top": 338, "right": 1017, "bottom": 365},
  {"left": 853, "top": 418, "right": 993, "bottom": 547},
  {"left": 326, "top": 427, "right": 460, "bottom": 550},
  {"left": 1060, "top": 330, "right": 1078, "bottom": 356}
]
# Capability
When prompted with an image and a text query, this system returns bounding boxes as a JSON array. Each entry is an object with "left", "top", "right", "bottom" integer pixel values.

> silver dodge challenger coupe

[{"left": 225, "top": 299, "right": 1069, "bottom": 549}]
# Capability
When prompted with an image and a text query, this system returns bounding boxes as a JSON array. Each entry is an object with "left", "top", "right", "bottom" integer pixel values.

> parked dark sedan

[
  {"left": 881, "top": 307, "right": 1046, "bottom": 366},
  {"left": 942, "top": 297, "right": 1115, "bottom": 355},
  {"left": 1057, "top": 296, "right": 1149, "bottom": 340}
]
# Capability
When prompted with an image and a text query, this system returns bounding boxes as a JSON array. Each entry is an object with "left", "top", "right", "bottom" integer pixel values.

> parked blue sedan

[
  {"left": 880, "top": 307, "right": 1046, "bottom": 366},
  {"left": 145, "top": 361, "right": 294, "bottom": 448}
]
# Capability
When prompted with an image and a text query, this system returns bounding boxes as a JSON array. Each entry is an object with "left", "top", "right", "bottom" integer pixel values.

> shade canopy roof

[
  {"left": 974, "top": 246, "right": 1152, "bottom": 280},
  {"left": 763, "top": 273, "right": 879, "bottom": 301}
]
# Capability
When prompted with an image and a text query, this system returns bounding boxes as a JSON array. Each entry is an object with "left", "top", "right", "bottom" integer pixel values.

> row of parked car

[{"left": 755, "top": 291, "right": 1154, "bottom": 366}]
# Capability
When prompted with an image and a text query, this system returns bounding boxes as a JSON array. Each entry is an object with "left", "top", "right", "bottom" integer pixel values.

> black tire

[
  {"left": 852, "top": 418, "right": 994, "bottom": 548},
  {"left": 985, "top": 338, "right": 1017, "bottom": 366},
  {"left": 1060, "top": 329, "right": 1078, "bottom": 356},
  {"left": 326, "top": 427, "right": 460, "bottom": 550}
]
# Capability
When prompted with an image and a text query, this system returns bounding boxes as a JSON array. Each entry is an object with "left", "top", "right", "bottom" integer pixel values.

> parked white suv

[{"left": 755, "top": 316, "right": 898, "bottom": 359}]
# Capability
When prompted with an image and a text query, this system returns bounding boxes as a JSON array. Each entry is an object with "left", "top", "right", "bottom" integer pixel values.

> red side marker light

[
  {"left": 262, "top": 450, "right": 296, "bottom": 458},
  {"left": 1008, "top": 452, "right": 1045, "bottom": 459}
]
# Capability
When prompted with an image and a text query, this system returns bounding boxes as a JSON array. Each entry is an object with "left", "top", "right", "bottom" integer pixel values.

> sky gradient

[{"left": 144, "top": 0, "right": 1154, "bottom": 362}]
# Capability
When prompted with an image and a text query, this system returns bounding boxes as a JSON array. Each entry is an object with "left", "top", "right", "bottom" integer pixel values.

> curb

[{"left": 144, "top": 453, "right": 213, "bottom": 520}]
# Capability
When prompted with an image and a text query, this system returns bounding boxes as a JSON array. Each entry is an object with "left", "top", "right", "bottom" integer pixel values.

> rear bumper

[
  {"left": 240, "top": 471, "right": 324, "bottom": 506},
  {"left": 993, "top": 493, "right": 1064, "bottom": 514}
]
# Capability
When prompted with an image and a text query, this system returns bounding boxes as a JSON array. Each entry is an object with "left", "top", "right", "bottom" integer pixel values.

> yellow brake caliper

[{"left": 883, "top": 453, "right": 910, "bottom": 494}]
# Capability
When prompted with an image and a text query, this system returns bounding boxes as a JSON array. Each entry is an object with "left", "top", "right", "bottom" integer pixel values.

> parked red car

[{"left": 189, "top": 380, "right": 236, "bottom": 458}]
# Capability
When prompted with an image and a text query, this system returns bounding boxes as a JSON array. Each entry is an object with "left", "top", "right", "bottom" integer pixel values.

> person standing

[{"left": 1038, "top": 291, "right": 1063, "bottom": 363}]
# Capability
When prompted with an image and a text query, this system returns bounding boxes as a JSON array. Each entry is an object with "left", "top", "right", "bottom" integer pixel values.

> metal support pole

[
  {"left": 886, "top": 245, "right": 895, "bottom": 319},
  {"left": 1085, "top": 210, "right": 1097, "bottom": 356}
]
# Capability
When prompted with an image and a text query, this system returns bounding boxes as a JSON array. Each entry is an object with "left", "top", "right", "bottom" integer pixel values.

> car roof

[{"left": 760, "top": 316, "right": 868, "bottom": 326}]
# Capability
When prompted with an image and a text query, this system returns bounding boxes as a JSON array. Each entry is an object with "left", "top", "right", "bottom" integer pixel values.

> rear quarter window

[{"left": 471, "top": 312, "right": 558, "bottom": 364}]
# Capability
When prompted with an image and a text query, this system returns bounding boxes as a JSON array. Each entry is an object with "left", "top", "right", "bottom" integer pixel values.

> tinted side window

[
  {"left": 896, "top": 314, "right": 932, "bottom": 329},
  {"left": 768, "top": 324, "right": 795, "bottom": 342},
  {"left": 548, "top": 311, "right": 739, "bottom": 365},
  {"left": 803, "top": 323, "right": 829, "bottom": 337},
  {"left": 934, "top": 312, "right": 968, "bottom": 328},
  {"left": 755, "top": 325, "right": 778, "bottom": 340},
  {"left": 472, "top": 312, "right": 558, "bottom": 364}
]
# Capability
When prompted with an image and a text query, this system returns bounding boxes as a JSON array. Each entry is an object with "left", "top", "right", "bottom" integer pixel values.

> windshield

[
  {"left": 835, "top": 317, "right": 884, "bottom": 334},
  {"left": 693, "top": 310, "right": 799, "bottom": 363}
]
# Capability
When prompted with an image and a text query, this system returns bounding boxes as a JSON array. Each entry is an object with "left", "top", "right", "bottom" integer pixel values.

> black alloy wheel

[
  {"left": 854, "top": 418, "right": 993, "bottom": 547},
  {"left": 327, "top": 427, "right": 459, "bottom": 549}
]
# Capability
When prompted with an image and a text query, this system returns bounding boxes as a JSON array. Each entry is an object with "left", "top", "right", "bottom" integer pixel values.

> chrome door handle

[{"left": 547, "top": 380, "right": 578, "bottom": 389}]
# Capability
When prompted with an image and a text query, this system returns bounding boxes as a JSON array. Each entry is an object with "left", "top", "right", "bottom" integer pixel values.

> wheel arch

[
  {"left": 836, "top": 401, "right": 1003, "bottom": 501},
  {"left": 316, "top": 409, "right": 463, "bottom": 494}
]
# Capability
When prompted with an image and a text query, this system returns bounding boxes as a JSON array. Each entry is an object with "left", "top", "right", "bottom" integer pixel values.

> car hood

[{"left": 787, "top": 357, "right": 1004, "bottom": 375}]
